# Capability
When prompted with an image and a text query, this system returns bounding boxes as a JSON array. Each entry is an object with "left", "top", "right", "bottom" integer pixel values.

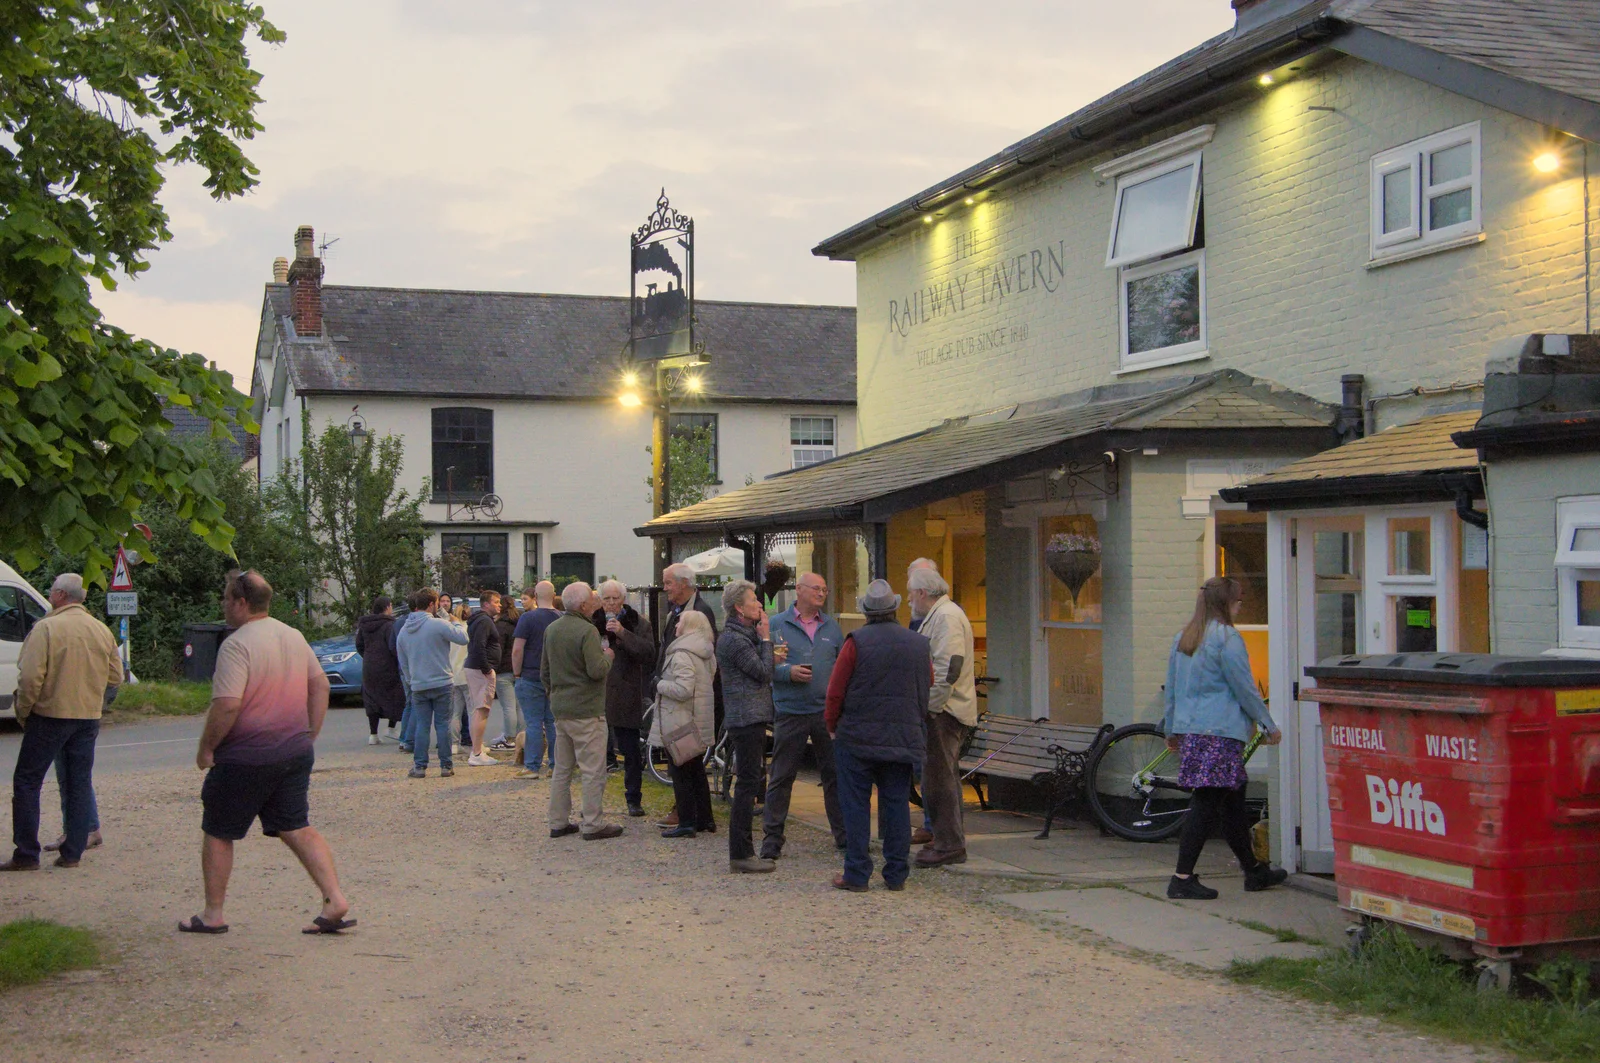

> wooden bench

[{"left": 958, "top": 714, "right": 1113, "bottom": 839}]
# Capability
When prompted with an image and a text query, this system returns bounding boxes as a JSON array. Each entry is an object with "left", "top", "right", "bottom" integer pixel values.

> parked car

[
  {"left": 0, "top": 560, "right": 51, "bottom": 720},
  {"left": 311, "top": 603, "right": 412, "bottom": 700},
  {"left": 311, "top": 633, "right": 363, "bottom": 697}
]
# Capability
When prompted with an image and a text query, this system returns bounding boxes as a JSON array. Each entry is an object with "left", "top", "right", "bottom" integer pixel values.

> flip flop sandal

[
  {"left": 178, "top": 916, "right": 229, "bottom": 934},
  {"left": 302, "top": 915, "right": 357, "bottom": 935}
]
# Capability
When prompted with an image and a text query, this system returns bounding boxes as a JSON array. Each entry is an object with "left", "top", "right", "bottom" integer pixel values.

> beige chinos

[{"left": 548, "top": 716, "right": 608, "bottom": 832}]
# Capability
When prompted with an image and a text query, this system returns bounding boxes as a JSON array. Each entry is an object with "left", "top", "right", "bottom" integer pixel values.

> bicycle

[
  {"left": 1083, "top": 723, "right": 1266, "bottom": 842},
  {"left": 641, "top": 704, "right": 732, "bottom": 798}
]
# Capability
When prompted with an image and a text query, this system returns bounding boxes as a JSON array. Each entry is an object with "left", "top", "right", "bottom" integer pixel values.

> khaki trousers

[
  {"left": 923, "top": 710, "right": 968, "bottom": 853},
  {"left": 548, "top": 716, "right": 609, "bottom": 833}
]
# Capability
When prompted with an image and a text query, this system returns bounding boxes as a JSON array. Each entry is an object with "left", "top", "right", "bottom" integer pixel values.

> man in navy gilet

[{"left": 823, "top": 579, "right": 931, "bottom": 892}]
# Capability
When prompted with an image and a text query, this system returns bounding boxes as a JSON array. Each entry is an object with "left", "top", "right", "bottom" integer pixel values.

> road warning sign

[{"left": 109, "top": 546, "right": 133, "bottom": 592}]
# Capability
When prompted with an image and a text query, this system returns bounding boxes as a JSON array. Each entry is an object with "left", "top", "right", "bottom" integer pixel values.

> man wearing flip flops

[{"left": 178, "top": 570, "right": 354, "bottom": 937}]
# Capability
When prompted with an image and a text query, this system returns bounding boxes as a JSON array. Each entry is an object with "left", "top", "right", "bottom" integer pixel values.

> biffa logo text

[{"left": 1365, "top": 775, "right": 1447, "bottom": 835}]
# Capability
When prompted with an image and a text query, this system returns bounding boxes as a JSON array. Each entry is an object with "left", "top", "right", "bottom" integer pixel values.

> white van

[{"left": 0, "top": 560, "right": 52, "bottom": 720}]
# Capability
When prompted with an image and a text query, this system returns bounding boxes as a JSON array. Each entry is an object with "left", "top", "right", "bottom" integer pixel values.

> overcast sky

[{"left": 95, "top": 0, "right": 1238, "bottom": 385}]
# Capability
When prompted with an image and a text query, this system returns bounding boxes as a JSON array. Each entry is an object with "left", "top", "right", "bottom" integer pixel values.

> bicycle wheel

[
  {"left": 706, "top": 730, "right": 733, "bottom": 800},
  {"left": 641, "top": 706, "right": 673, "bottom": 785},
  {"left": 1085, "top": 723, "right": 1192, "bottom": 841}
]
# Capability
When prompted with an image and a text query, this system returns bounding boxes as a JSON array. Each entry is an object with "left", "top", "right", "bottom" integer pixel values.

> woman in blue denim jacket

[{"left": 1162, "top": 577, "right": 1288, "bottom": 900}]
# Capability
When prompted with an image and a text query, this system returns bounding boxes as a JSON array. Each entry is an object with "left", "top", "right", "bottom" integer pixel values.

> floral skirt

[{"left": 1177, "top": 734, "right": 1248, "bottom": 790}]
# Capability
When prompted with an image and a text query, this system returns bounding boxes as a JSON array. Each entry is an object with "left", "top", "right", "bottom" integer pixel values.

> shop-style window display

[{"left": 1040, "top": 515, "right": 1103, "bottom": 724}]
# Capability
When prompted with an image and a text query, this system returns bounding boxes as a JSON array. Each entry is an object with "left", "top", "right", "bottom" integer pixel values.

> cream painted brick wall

[
  {"left": 853, "top": 58, "right": 1595, "bottom": 446},
  {"left": 1487, "top": 456, "right": 1600, "bottom": 655},
  {"left": 268, "top": 392, "right": 854, "bottom": 589}
]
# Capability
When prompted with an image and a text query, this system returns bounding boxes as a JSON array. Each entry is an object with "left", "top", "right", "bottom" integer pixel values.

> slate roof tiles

[{"left": 267, "top": 285, "right": 856, "bottom": 404}]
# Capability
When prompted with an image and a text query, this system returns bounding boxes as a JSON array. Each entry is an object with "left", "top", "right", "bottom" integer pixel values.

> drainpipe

[
  {"left": 1337, "top": 374, "right": 1365, "bottom": 444},
  {"left": 725, "top": 530, "right": 755, "bottom": 582}
]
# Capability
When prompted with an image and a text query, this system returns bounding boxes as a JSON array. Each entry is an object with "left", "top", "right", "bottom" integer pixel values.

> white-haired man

[
  {"left": 541, "top": 582, "right": 622, "bottom": 840},
  {"left": 3, "top": 573, "right": 122, "bottom": 871},
  {"left": 594, "top": 579, "right": 654, "bottom": 816},
  {"left": 908, "top": 564, "right": 976, "bottom": 868}
]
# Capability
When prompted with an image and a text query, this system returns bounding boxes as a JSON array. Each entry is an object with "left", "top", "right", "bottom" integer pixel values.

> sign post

[
  {"left": 629, "top": 190, "right": 706, "bottom": 584},
  {"left": 108, "top": 545, "right": 136, "bottom": 670}
]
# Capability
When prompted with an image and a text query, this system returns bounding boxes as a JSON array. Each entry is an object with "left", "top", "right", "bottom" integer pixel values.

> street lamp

[{"left": 346, "top": 405, "right": 370, "bottom": 443}]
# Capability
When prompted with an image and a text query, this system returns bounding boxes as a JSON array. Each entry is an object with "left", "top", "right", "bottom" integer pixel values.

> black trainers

[
  {"left": 1244, "top": 864, "right": 1290, "bottom": 892},
  {"left": 1167, "top": 874, "right": 1219, "bottom": 900}
]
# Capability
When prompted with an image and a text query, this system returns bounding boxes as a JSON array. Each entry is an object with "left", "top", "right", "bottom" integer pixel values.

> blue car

[{"left": 311, "top": 633, "right": 363, "bottom": 696}]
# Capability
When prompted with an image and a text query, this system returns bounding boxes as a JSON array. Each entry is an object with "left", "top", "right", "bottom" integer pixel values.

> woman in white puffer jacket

[{"left": 654, "top": 610, "right": 716, "bottom": 838}]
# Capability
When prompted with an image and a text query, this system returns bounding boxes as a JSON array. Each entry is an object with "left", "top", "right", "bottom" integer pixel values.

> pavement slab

[{"left": 998, "top": 887, "right": 1326, "bottom": 970}]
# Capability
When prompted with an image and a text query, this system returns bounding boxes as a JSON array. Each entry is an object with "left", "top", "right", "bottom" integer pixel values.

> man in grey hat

[{"left": 823, "top": 579, "right": 931, "bottom": 892}]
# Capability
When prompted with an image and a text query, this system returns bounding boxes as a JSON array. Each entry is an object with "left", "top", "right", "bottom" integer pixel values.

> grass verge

[
  {"left": 1234, "top": 918, "right": 1324, "bottom": 946},
  {"left": 0, "top": 920, "right": 100, "bottom": 989},
  {"left": 108, "top": 681, "right": 211, "bottom": 717},
  {"left": 1230, "top": 925, "right": 1600, "bottom": 1063}
]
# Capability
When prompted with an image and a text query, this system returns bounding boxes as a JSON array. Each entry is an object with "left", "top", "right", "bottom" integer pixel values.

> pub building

[{"left": 636, "top": 0, "right": 1599, "bottom": 871}]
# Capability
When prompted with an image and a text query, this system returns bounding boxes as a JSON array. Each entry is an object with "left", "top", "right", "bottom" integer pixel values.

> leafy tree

[
  {"left": 38, "top": 440, "right": 315, "bottom": 679},
  {"left": 646, "top": 424, "right": 717, "bottom": 512},
  {"left": 0, "top": 2, "right": 283, "bottom": 583},
  {"left": 427, "top": 541, "right": 475, "bottom": 600},
  {"left": 272, "top": 416, "right": 427, "bottom": 631}
]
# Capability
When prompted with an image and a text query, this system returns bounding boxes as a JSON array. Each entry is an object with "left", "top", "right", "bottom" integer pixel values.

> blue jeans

[
  {"left": 12, "top": 715, "right": 99, "bottom": 863},
  {"left": 834, "top": 740, "right": 912, "bottom": 889},
  {"left": 516, "top": 677, "right": 555, "bottom": 770},
  {"left": 493, "top": 674, "right": 520, "bottom": 740},
  {"left": 399, "top": 692, "right": 417, "bottom": 746},
  {"left": 411, "top": 687, "right": 455, "bottom": 771},
  {"left": 55, "top": 747, "right": 99, "bottom": 833}
]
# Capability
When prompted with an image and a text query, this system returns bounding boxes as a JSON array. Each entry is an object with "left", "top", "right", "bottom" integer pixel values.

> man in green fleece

[{"left": 541, "top": 582, "right": 623, "bottom": 840}]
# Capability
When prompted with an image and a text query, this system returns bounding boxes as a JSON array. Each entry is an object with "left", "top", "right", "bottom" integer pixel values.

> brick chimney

[
  {"left": 271, "top": 256, "right": 289, "bottom": 283},
  {"left": 285, "top": 225, "right": 323, "bottom": 338}
]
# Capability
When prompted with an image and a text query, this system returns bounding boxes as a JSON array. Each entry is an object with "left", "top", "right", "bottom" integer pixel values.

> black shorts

[{"left": 201, "top": 751, "right": 315, "bottom": 841}]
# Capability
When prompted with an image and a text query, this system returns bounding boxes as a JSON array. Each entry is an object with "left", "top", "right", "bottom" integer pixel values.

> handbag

[{"left": 656, "top": 692, "right": 708, "bottom": 766}]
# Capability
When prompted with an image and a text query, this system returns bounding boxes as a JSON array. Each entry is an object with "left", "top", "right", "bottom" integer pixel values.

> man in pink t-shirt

[{"left": 179, "top": 570, "right": 353, "bottom": 937}]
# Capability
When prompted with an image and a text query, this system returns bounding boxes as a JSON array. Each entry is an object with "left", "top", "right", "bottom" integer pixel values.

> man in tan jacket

[
  {"left": 3, "top": 574, "right": 122, "bottom": 871},
  {"left": 907, "top": 565, "right": 977, "bottom": 868}
]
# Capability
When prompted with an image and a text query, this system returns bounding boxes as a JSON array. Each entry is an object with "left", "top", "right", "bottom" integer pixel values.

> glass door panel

[
  {"left": 1297, "top": 520, "right": 1363, "bottom": 874},
  {"left": 1392, "top": 594, "right": 1438, "bottom": 652}
]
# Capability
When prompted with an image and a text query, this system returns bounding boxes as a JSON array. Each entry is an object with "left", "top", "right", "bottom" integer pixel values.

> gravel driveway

[{"left": 0, "top": 738, "right": 1493, "bottom": 1063}]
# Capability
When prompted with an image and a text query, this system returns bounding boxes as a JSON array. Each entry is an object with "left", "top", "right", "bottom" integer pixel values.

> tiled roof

[
  {"left": 266, "top": 285, "right": 856, "bottom": 404},
  {"left": 1336, "top": 0, "right": 1600, "bottom": 106},
  {"left": 162, "top": 403, "right": 252, "bottom": 459},
  {"left": 1225, "top": 410, "right": 1480, "bottom": 498},
  {"left": 639, "top": 371, "right": 1334, "bottom": 536},
  {"left": 1139, "top": 390, "right": 1332, "bottom": 431}
]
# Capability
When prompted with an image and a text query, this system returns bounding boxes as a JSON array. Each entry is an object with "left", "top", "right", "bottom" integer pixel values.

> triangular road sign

[{"left": 109, "top": 546, "right": 133, "bottom": 592}]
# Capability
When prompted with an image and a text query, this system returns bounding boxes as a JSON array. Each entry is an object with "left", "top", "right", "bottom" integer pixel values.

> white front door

[{"left": 1293, "top": 517, "right": 1365, "bottom": 873}]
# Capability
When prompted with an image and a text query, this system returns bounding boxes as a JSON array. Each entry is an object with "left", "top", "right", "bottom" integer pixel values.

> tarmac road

[{"left": 0, "top": 705, "right": 375, "bottom": 777}]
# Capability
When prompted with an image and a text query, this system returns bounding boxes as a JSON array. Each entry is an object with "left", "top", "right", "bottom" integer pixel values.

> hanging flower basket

[{"left": 1045, "top": 532, "right": 1102, "bottom": 605}]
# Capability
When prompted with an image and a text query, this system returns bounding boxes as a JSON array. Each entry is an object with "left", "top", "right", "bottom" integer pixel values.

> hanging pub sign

[{"left": 629, "top": 189, "right": 696, "bottom": 364}]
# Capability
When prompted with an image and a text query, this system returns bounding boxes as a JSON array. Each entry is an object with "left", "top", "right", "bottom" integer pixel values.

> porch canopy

[
  {"left": 1219, "top": 410, "right": 1482, "bottom": 510},
  {"left": 637, "top": 369, "right": 1335, "bottom": 544}
]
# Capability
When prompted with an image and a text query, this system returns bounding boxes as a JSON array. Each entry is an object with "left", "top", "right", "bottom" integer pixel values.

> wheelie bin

[
  {"left": 181, "top": 623, "right": 233, "bottom": 682},
  {"left": 1302, "top": 653, "right": 1600, "bottom": 979}
]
